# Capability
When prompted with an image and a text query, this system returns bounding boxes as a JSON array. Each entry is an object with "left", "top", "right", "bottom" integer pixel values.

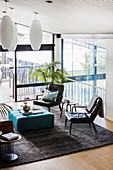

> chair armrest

[
  {"left": 71, "top": 109, "right": 89, "bottom": 119},
  {"left": 36, "top": 93, "right": 44, "bottom": 100},
  {"left": 76, "top": 105, "right": 87, "bottom": 108},
  {"left": 52, "top": 96, "right": 63, "bottom": 102},
  {"left": 72, "top": 105, "right": 87, "bottom": 113}
]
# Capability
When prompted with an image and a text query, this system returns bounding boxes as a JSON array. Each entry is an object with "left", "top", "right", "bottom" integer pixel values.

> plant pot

[{"left": 23, "top": 106, "right": 30, "bottom": 112}]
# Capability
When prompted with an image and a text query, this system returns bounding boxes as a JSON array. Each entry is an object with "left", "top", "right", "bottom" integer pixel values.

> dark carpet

[{"left": 0, "top": 106, "right": 113, "bottom": 169}]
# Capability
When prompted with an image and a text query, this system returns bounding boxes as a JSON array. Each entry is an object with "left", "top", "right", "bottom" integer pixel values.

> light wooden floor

[{"left": 1, "top": 83, "right": 113, "bottom": 170}]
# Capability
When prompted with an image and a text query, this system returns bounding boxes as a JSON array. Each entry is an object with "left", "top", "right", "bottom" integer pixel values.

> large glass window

[
  {"left": 63, "top": 38, "right": 106, "bottom": 109},
  {"left": 17, "top": 24, "right": 52, "bottom": 45},
  {"left": 64, "top": 40, "right": 94, "bottom": 77},
  {"left": 15, "top": 24, "right": 53, "bottom": 101},
  {"left": 0, "top": 52, "right": 14, "bottom": 81},
  {"left": 63, "top": 39, "right": 106, "bottom": 88},
  {"left": 16, "top": 51, "right": 52, "bottom": 101},
  {"left": 97, "top": 47, "right": 106, "bottom": 74},
  {"left": 16, "top": 51, "right": 52, "bottom": 85}
]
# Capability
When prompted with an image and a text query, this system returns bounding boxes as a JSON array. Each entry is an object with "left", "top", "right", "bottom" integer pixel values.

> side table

[
  {"left": 0, "top": 134, "right": 21, "bottom": 161},
  {"left": 66, "top": 101, "right": 79, "bottom": 112}
]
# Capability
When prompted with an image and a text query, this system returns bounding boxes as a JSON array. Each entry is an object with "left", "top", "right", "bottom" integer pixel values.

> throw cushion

[{"left": 43, "top": 89, "right": 59, "bottom": 102}]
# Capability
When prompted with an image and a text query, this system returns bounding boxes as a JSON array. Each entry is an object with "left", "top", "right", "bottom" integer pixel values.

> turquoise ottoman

[{"left": 8, "top": 106, "right": 54, "bottom": 132}]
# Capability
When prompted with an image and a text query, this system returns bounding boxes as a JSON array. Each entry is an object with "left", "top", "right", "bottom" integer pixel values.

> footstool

[{"left": 8, "top": 106, "right": 54, "bottom": 132}]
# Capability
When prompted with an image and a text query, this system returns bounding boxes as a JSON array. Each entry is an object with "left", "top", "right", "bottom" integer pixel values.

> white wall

[{"left": 106, "top": 39, "right": 113, "bottom": 121}]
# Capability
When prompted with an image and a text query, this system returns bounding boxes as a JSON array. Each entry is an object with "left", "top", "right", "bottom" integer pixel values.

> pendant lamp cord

[
  {"left": 6, "top": 1, "right": 7, "bottom": 15},
  {"left": 34, "top": 12, "right": 38, "bottom": 19},
  {"left": 9, "top": 7, "right": 14, "bottom": 19},
  {"left": 4, "top": 0, "right": 9, "bottom": 15}
]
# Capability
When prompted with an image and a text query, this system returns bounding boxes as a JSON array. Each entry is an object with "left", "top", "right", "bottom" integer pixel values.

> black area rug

[{"left": 0, "top": 106, "right": 113, "bottom": 169}]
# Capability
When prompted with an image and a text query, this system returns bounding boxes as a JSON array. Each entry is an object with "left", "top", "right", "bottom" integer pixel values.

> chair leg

[
  {"left": 70, "top": 122, "right": 72, "bottom": 134},
  {"left": 65, "top": 116, "right": 67, "bottom": 126},
  {"left": 48, "top": 107, "right": 50, "bottom": 112},
  {"left": 61, "top": 102, "right": 64, "bottom": 117},
  {"left": 92, "top": 122, "right": 97, "bottom": 132},
  {"left": 59, "top": 104, "right": 63, "bottom": 118},
  {"left": 89, "top": 122, "right": 91, "bottom": 127}
]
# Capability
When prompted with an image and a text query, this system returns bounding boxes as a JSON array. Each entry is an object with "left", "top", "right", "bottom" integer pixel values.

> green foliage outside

[
  {"left": 97, "top": 53, "right": 106, "bottom": 73},
  {"left": 29, "top": 60, "right": 69, "bottom": 85},
  {"left": 80, "top": 52, "right": 93, "bottom": 75},
  {"left": 80, "top": 51, "right": 106, "bottom": 75}
]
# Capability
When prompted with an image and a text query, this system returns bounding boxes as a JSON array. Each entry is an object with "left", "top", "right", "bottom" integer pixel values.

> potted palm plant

[{"left": 29, "top": 60, "right": 69, "bottom": 85}]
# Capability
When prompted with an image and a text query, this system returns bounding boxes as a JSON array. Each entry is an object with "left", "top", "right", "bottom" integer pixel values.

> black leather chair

[
  {"left": 33, "top": 83, "right": 64, "bottom": 117},
  {"left": 65, "top": 95, "right": 104, "bottom": 134}
]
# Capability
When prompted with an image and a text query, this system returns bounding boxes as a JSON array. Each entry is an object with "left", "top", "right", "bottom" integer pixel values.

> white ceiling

[{"left": 0, "top": 0, "right": 113, "bottom": 34}]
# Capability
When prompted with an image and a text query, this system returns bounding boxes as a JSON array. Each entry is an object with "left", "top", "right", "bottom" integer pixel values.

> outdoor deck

[{"left": 0, "top": 81, "right": 14, "bottom": 104}]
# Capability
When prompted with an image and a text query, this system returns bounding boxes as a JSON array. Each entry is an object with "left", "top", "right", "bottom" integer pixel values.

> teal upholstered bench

[{"left": 8, "top": 106, "right": 54, "bottom": 132}]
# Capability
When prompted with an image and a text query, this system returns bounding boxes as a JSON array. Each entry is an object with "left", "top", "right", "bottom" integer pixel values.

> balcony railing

[
  {"left": 16, "top": 65, "right": 106, "bottom": 112},
  {"left": 63, "top": 78, "right": 105, "bottom": 113}
]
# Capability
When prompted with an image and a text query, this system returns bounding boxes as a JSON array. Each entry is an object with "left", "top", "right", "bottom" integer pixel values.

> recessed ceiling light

[
  {"left": 45, "top": 0, "right": 53, "bottom": 3},
  {"left": 4, "top": 0, "right": 9, "bottom": 2},
  {"left": 3, "top": 11, "right": 6, "bottom": 13}
]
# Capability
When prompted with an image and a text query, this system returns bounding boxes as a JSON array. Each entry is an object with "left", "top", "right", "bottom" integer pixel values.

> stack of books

[
  {"left": 32, "top": 110, "right": 43, "bottom": 115},
  {"left": 1, "top": 132, "right": 19, "bottom": 141}
]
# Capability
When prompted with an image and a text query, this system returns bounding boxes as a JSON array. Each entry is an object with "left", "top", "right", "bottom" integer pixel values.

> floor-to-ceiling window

[
  {"left": 63, "top": 38, "right": 106, "bottom": 106},
  {"left": 15, "top": 25, "right": 53, "bottom": 101},
  {"left": 63, "top": 39, "right": 106, "bottom": 87},
  {"left": 16, "top": 51, "right": 52, "bottom": 101}
]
